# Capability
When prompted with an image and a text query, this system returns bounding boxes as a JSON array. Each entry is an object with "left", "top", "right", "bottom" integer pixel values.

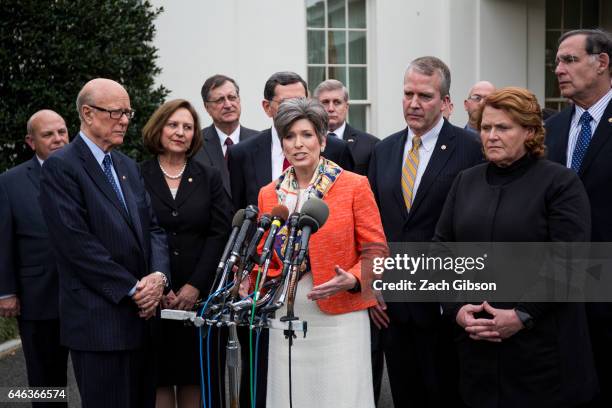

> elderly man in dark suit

[
  {"left": 228, "top": 71, "right": 354, "bottom": 210},
  {"left": 0, "top": 109, "right": 70, "bottom": 407},
  {"left": 314, "top": 79, "right": 379, "bottom": 175},
  {"left": 39, "top": 78, "right": 170, "bottom": 408},
  {"left": 545, "top": 28, "right": 612, "bottom": 408},
  {"left": 193, "top": 74, "right": 258, "bottom": 197},
  {"left": 368, "top": 56, "right": 482, "bottom": 408}
]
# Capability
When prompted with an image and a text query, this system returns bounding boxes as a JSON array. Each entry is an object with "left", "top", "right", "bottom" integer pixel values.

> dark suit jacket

[
  {"left": 39, "top": 134, "right": 169, "bottom": 351},
  {"left": 0, "top": 157, "right": 59, "bottom": 320},
  {"left": 141, "top": 158, "right": 231, "bottom": 295},
  {"left": 192, "top": 124, "right": 258, "bottom": 197},
  {"left": 368, "top": 120, "right": 482, "bottom": 326},
  {"left": 341, "top": 123, "right": 379, "bottom": 175},
  {"left": 434, "top": 158, "right": 597, "bottom": 407},
  {"left": 228, "top": 127, "right": 355, "bottom": 210},
  {"left": 545, "top": 100, "right": 612, "bottom": 243}
]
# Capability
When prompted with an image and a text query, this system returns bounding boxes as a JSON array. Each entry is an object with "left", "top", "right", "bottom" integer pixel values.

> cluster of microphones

[{"left": 202, "top": 196, "right": 330, "bottom": 327}]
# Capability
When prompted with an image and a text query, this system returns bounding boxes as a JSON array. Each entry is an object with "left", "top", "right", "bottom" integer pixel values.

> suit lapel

[
  {"left": 113, "top": 152, "right": 145, "bottom": 251},
  {"left": 174, "top": 160, "right": 203, "bottom": 207},
  {"left": 580, "top": 100, "right": 612, "bottom": 177},
  {"left": 343, "top": 124, "right": 358, "bottom": 152},
  {"left": 409, "top": 121, "right": 455, "bottom": 220},
  {"left": 26, "top": 156, "right": 41, "bottom": 192},
  {"left": 391, "top": 130, "right": 409, "bottom": 219},
  {"left": 75, "top": 136, "right": 131, "bottom": 223},
  {"left": 204, "top": 125, "right": 231, "bottom": 195},
  {"left": 142, "top": 160, "right": 175, "bottom": 209},
  {"left": 253, "top": 130, "right": 273, "bottom": 186}
]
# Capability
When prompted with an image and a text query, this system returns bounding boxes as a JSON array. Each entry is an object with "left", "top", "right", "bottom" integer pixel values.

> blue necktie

[
  {"left": 571, "top": 111, "right": 593, "bottom": 172},
  {"left": 102, "top": 154, "right": 128, "bottom": 211}
]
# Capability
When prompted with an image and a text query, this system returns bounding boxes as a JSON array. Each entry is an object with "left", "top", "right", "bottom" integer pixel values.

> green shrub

[
  {"left": 0, "top": 318, "right": 19, "bottom": 344},
  {"left": 0, "top": 0, "right": 169, "bottom": 171}
]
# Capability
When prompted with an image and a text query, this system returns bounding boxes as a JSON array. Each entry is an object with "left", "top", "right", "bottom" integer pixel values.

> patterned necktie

[
  {"left": 401, "top": 135, "right": 421, "bottom": 211},
  {"left": 328, "top": 132, "right": 337, "bottom": 138},
  {"left": 224, "top": 137, "right": 233, "bottom": 160},
  {"left": 102, "top": 154, "right": 127, "bottom": 211},
  {"left": 571, "top": 111, "right": 593, "bottom": 172}
]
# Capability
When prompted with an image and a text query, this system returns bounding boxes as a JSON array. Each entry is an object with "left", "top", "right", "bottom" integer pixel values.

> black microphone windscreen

[
  {"left": 259, "top": 214, "right": 272, "bottom": 230},
  {"left": 300, "top": 197, "right": 329, "bottom": 228},
  {"left": 298, "top": 214, "right": 320, "bottom": 232},
  {"left": 232, "top": 209, "right": 245, "bottom": 228},
  {"left": 245, "top": 204, "right": 259, "bottom": 220},
  {"left": 271, "top": 205, "right": 289, "bottom": 222}
]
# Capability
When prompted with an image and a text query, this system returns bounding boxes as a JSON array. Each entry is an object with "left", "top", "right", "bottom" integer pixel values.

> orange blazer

[{"left": 257, "top": 170, "right": 388, "bottom": 314}]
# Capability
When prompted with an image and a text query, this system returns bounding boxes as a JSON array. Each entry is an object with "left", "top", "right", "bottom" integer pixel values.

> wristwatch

[{"left": 515, "top": 309, "right": 534, "bottom": 330}]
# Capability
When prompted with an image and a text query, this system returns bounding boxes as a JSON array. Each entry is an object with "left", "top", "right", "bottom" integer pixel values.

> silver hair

[
  {"left": 75, "top": 86, "right": 96, "bottom": 121},
  {"left": 405, "top": 56, "right": 451, "bottom": 97},
  {"left": 313, "top": 79, "right": 349, "bottom": 101},
  {"left": 273, "top": 97, "right": 328, "bottom": 144}
]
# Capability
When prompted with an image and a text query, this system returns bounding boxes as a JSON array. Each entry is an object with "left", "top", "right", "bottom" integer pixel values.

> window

[
  {"left": 545, "top": 0, "right": 600, "bottom": 111},
  {"left": 306, "top": 0, "right": 369, "bottom": 131}
]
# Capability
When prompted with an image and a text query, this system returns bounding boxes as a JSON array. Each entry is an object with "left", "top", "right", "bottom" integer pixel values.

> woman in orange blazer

[{"left": 256, "top": 97, "right": 387, "bottom": 408}]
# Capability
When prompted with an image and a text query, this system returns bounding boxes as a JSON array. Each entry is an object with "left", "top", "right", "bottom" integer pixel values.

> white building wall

[{"left": 151, "top": 0, "right": 545, "bottom": 138}]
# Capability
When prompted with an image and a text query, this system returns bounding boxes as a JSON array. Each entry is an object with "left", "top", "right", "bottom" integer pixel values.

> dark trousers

[
  {"left": 18, "top": 319, "right": 69, "bottom": 408},
  {"left": 370, "top": 320, "right": 384, "bottom": 406},
  {"left": 71, "top": 347, "right": 155, "bottom": 408},
  {"left": 382, "top": 319, "right": 464, "bottom": 408},
  {"left": 587, "top": 304, "right": 612, "bottom": 408},
  {"left": 238, "top": 326, "right": 268, "bottom": 408}
]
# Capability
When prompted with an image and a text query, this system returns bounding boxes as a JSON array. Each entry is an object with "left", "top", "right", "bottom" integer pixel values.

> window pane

[
  {"left": 306, "top": 0, "right": 325, "bottom": 28},
  {"left": 329, "top": 65, "right": 347, "bottom": 85},
  {"left": 545, "top": 30, "right": 561, "bottom": 65},
  {"left": 546, "top": 0, "right": 562, "bottom": 29},
  {"left": 348, "top": 104, "right": 366, "bottom": 131},
  {"left": 349, "top": 31, "right": 366, "bottom": 64},
  {"left": 308, "top": 30, "right": 325, "bottom": 64},
  {"left": 308, "top": 66, "right": 325, "bottom": 95},
  {"left": 328, "top": 0, "right": 346, "bottom": 28},
  {"left": 582, "top": 0, "right": 599, "bottom": 27},
  {"left": 563, "top": 0, "right": 580, "bottom": 29},
  {"left": 546, "top": 69, "right": 561, "bottom": 99},
  {"left": 349, "top": 67, "right": 367, "bottom": 99},
  {"left": 348, "top": 0, "right": 366, "bottom": 28},
  {"left": 328, "top": 31, "right": 346, "bottom": 64}
]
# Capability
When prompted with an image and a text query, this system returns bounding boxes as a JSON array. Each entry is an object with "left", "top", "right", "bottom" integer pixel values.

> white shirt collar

[
  {"left": 329, "top": 121, "right": 347, "bottom": 139},
  {"left": 80, "top": 131, "right": 109, "bottom": 166},
  {"left": 36, "top": 155, "right": 44, "bottom": 166},
  {"left": 407, "top": 115, "right": 445, "bottom": 151},
  {"left": 215, "top": 125, "right": 240, "bottom": 146}
]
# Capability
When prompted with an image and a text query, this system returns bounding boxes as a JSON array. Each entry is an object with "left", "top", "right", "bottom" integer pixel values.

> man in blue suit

[
  {"left": 368, "top": 56, "right": 482, "bottom": 407},
  {"left": 0, "top": 110, "right": 70, "bottom": 407},
  {"left": 40, "top": 78, "right": 170, "bottom": 408},
  {"left": 545, "top": 28, "right": 612, "bottom": 408}
]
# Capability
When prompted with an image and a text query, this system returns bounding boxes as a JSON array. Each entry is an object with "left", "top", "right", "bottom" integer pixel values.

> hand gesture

[
  {"left": 168, "top": 284, "right": 200, "bottom": 311},
  {"left": 369, "top": 292, "right": 390, "bottom": 329},
  {"left": 307, "top": 265, "right": 357, "bottom": 301},
  {"left": 132, "top": 272, "right": 165, "bottom": 319}
]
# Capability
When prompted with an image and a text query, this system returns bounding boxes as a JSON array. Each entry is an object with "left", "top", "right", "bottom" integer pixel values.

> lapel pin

[
  {"left": 441, "top": 145, "right": 447, "bottom": 150},
  {"left": 121, "top": 175, "right": 126, "bottom": 180},
  {"left": 347, "top": 138, "right": 355, "bottom": 143},
  {"left": 188, "top": 177, "right": 193, "bottom": 183},
  {"left": 608, "top": 117, "right": 612, "bottom": 123}
]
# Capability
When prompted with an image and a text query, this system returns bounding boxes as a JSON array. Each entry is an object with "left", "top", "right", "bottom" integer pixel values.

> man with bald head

[
  {"left": 463, "top": 80, "right": 495, "bottom": 136},
  {"left": 0, "top": 110, "right": 69, "bottom": 406},
  {"left": 40, "top": 78, "right": 170, "bottom": 407}
]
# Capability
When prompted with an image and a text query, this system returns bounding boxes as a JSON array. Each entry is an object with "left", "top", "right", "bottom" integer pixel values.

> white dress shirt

[
  {"left": 216, "top": 125, "right": 241, "bottom": 156},
  {"left": 271, "top": 126, "right": 285, "bottom": 180}
]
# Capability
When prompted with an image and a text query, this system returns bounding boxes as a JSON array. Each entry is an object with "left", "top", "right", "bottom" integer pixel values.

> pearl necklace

[{"left": 158, "top": 158, "right": 186, "bottom": 180}]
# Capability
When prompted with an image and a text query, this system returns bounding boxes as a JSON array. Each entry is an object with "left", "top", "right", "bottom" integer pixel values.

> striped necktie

[
  {"left": 102, "top": 154, "right": 128, "bottom": 212},
  {"left": 401, "top": 135, "right": 421, "bottom": 211},
  {"left": 570, "top": 111, "right": 593, "bottom": 172}
]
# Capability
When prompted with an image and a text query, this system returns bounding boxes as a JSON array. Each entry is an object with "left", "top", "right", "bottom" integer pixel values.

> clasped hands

[
  {"left": 456, "top": 301, "right": 524, "bottom": 342},
  {"left": 132, "top": 272, "right": 166, "bottom": 319}
]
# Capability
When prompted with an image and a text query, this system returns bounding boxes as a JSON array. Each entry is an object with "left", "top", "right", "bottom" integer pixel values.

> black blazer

[
  {"left": 341, "top": 123, "right": 379, "bottom": 175},
  {"left": 0, "top": 157, "right": 59, "bottom": 320},
  {"left": 192, "top": 124, "right": 258, "bottom": 197},
  {"left": 545, "top": 100, "right": 612, "bottom": 243},
  {"left": 141, "top": 159, "right": 231, "bottom": 295},
  {"left": 368, "top": 120, "right": 483, "bottom": 326},
  {"left": 434, "top": 159, "right": 597, "bottom": 407},
  {"left": 39, "top": 134, "right": 170, "bottom": 351},
  {"left": 228, "top": 127, "right": 355, "bottom": 210}
]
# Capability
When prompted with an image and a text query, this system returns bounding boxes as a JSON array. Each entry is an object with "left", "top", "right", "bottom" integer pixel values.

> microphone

[
  {"left": 240, "top": 214, "right": 272, "bottom": 276},
  {"left": 228, "top": 205, "right": 259, "bottom": 267},
  {"left": 280, "top": 213, "right": 300, "bottom": 278},
  {"left": 295, "top": 197, "right": 329, "bottom": 266},
  {"left": 209, "top": 209, "right": 245, "bottom": 297},
  {"left": 259, "top": 205, "right": 289, "bottom": 266}
]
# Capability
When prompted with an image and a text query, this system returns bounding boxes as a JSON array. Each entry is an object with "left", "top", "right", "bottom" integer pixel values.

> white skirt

[{"left": 266, "top": 273, "right": 375, "bottom": 408}]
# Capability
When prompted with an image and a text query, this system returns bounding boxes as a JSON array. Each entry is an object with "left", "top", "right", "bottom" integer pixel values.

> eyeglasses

[
  {"left": 88, "top": 105, "right": 135, "bottom": 120},
  {"left": 467, "top": 94, "right": 485, "bottom": 103},
  {"left": 206, "top": 94, "right": 239, "bottom": 105}
]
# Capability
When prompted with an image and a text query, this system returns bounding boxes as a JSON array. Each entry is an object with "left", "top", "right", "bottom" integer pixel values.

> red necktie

[
  {"left": 283, "top": 157, "right": 291, "bottom": 171},
  {"left": 224, "top": 137, "right": 233, "bottom": 160}
]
